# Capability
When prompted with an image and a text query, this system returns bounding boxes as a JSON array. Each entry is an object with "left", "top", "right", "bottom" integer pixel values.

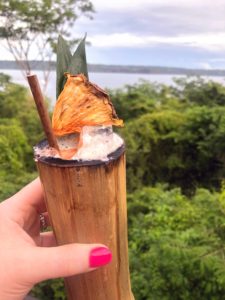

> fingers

[
  {"left": 39, "top": 232, "right": 57, "bottom": 247},
  {"left": 39, "top": 212, "right": 51, "bottom": 231},
  {"left": 11, "top": 178, "right": 46, "bottom": 213},
  {"left": 30, "top": 244, "right": 112, "bottom": 283}
]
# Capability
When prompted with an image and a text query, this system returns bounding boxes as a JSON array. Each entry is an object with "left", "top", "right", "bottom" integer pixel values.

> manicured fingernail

[{"left": 89, "top": 247, "right": 112, "bottom": 268}]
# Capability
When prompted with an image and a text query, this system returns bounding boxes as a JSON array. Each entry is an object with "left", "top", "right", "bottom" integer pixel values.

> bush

[
  {"left": 128, "top": 186, "right": 225, "bottom": 300},
  {"left": 0, "top": 74, "right": 44, "bottom": 200},
  {"left": 113, "top": 81, "right": 225, "bottom": 194}
]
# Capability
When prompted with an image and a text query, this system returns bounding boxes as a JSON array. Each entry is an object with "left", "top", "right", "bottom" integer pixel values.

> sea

[{"left": 1, "top": 69, "right": 225, "bottom": 106}]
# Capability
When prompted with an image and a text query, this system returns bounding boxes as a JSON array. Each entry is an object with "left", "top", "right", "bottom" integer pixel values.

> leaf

[
  {"left": 56, "top": 35, "right": 72, "bottom": 98},
  {"left": 68, "top": 34, "right": 88, "bottom": 80},
  {"left": 56, "top": 34, "right": 89, "bottom": 98}
]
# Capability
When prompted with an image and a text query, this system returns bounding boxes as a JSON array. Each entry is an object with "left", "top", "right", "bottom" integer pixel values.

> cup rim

[{"left": 34, "top": 139, "right": 125, "bottom": 167}]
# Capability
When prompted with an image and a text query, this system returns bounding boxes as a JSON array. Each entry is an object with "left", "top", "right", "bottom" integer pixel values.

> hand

[{"left": 0, "top": 178, "right": 112, "bottom": 300}]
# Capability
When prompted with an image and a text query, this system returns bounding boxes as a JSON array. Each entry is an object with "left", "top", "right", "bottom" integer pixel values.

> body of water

[{"left": 1, "top": 69, "right": 225, "bottom": 106}]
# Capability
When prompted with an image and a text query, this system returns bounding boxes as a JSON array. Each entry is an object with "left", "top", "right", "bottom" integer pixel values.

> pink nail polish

[{"left": 89, "top": 247, "right": 112, "bottom": 268}]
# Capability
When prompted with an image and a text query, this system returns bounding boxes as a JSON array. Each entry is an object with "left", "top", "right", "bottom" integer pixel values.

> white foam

[
  {"left": 34, "top": 145, "right": 59, "bottom": 159},
  {"left": 34, "top": 126, "right": 124, "bottom": 162}
]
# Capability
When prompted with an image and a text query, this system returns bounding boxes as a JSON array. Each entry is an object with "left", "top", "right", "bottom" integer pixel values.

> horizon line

[{"left": 0, "top": 60, "right": 225, "bottom": 75}]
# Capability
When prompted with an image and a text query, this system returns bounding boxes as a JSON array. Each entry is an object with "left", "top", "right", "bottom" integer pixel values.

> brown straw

[{"left": 27, "top": 74, "right": 60, "bottom": 151}]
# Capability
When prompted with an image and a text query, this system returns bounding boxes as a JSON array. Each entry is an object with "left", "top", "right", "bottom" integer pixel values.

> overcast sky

[
  {"left": 73, "top": 0, "right": 225, "bottom": 69},
  {"left": 1, "top": 0, "right": 225, "bottom": 69}
]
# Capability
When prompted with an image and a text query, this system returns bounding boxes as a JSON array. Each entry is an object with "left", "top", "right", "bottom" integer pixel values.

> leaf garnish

[
  {"left": 56, "top": 34, "right": 88, "bottom": 98},
  {"left": 56, "top": 35, "right": 72, "bottom": 98},
  {"left": 68, "top": 34, "right": 88, "bottom": 80}
]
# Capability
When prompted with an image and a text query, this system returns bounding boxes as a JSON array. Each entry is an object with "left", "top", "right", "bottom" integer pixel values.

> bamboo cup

[{"left": 34, "top": 140, "right": 134, "bottom": 300}]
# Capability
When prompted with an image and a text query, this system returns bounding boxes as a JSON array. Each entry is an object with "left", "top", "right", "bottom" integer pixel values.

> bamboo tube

[{"left": 35, "top": 140, "right": 134, "bottom": 300}]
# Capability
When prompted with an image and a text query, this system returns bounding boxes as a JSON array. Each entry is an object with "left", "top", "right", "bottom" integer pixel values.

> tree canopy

[
  {"left": 0, "top": 0, "right": 94, "bottom": 90},
  {"left": 110, "top": 78, "right": 225, "bottom": 195},
  {"left": 0, "top": 73, "right": 43, "bottom": 199}
]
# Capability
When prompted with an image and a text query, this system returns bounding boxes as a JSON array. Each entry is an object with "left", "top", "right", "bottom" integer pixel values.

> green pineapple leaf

[
  {"left": 56, "top": 34, "right": 88, "bottom": 98},
  {"left": 68, "top": 34, "right": 88, "bottom": 80},
  {"left": 56, "top": 35, "right": 72, "bottom": 98}
]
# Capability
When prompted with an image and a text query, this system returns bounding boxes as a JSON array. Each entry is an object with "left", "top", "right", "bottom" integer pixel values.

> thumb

[{"left": 30, "top": 243, "right": 112, "bottom": 283}]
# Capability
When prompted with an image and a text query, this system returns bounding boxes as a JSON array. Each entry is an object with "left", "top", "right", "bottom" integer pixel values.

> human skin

[{"left": 0, "top": 178, "right": 111, "bottom": 300}]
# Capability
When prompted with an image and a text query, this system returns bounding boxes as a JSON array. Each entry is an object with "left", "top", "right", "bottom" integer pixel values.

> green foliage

[
  {"left": 0, "top": 0, "right": 94, "bottom": 41},
  {"left": 56, "top": 35, "right": 73, "bottom": 97},
  {"left": 57, "top": 34, "right": 88, "bottom": 97},
  {"left": 0, "top": 74, "right": 41, "bottom": 200},
  {"left": 172, "top": 77, "right": 225, "bottom": 106},
  {"left": 0, "top": 73, "right": 44, "bottom": 147},
  {"left": 0, "top": 171, "right": 37, "bottom": 200},
  {"left": 128, "top": 186, "right": 225, "bottom": 300},
  {"left": 0, "top": 0, "right": 94, "bottom": 78},
  {"left": 0, "top": 119, "right": 29, "bottom": 171},
  {"left": 32, "top": 279, "right": 65, "bottom": 300},
  {"left": 68, "top": 35, "right": 88, "bottom": 79},
  {"left": 110, "top": 78, "right": 225, "bottom": 194},
  {"left": 122, "top": 110, "right": 185, "bottom": 191},
  {"left": 110, "top": 80, "right": 167, "bottom": 121}
]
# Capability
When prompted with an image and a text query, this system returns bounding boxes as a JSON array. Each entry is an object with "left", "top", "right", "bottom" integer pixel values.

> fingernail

[{"left": 89, "top": 246, "right": 112, "bottom": 268}]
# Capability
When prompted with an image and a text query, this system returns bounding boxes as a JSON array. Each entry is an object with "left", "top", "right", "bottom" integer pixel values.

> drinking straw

[{"left": 27, "top": 74, "right": 60, "bottom": 151}]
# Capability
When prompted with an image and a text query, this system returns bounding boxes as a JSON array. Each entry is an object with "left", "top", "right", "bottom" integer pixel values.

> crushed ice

[{"left": 34, "top": 126, "right": 123, "bottom": 162}]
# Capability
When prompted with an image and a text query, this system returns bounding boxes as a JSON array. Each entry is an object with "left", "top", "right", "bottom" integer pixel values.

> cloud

[
  {"left": 2, "top": 0, "right": 225, "bottom": 67},
  {"left": 92, "top": 0, "right": 224, "bottom": 11},
  {"left": 75, "top": 0, "right": 225, "bottom": 50},
  {"left": 73, "top": 0, "right": 225, "bottom": 56},
  {"left": 197, "top": 63, "right": 212, "bottom": 70},
  {"left": 209, "top": 58, "right": 225, "bottom": 63},
  {"left": 88, "top": 32, "right": 225, "bottom": 52}
]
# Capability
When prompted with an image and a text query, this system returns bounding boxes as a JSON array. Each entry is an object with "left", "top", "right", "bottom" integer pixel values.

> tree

[
  {"left": 109, "top": 78, "right": 225, "bottom": 194},
  {"left": 0, "top": 0, "right": 94, "bottom": 92},
  {"left": 0, "top": 73, "right": 43, "bottom": 200},
  {"left": 128, "top": 186, "right": 225, "bottom": 300},
  {"left": 172, "top": 77, "right": 225, "bottom": 106},
  {"left": 109, "top": 80, "right": 171, "bottom": 121},
  {"left": 0, "top": 72, "right": 44, "bottom": 150}
]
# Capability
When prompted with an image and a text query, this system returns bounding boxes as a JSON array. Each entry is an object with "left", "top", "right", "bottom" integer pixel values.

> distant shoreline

[{"left": 1, "top": 60, "right": 225, "bottom": 77}]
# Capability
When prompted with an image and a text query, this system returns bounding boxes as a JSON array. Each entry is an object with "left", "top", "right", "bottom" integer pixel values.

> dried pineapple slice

[{"left": 52, "top": 73, "right": 123, "bottom": 136}]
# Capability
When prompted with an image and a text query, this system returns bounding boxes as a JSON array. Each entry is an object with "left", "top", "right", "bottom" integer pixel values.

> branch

[{"left": 6, "top": 38, "right": 27, "bottom": 78}]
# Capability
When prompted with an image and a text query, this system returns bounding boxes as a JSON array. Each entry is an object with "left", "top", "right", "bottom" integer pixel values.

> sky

[
  {"left": 73, "top": 0, "right": 225, "bottom": 69},
  {"left": 1, "top": 0, "right": 225, "bottom": 69}
]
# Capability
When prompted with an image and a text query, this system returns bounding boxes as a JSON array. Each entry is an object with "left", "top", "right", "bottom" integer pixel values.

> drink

[{"left": 34, "top": 131, "right": 133, "bottom": 300}]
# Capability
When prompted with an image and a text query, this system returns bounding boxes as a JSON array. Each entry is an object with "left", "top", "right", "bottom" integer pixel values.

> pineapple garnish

[
  {"left": 53, "top": 35, "right": 123, "bottom": 159},
  {"left": 52, "top": 73, "right": 123, "bottom": 136}
]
